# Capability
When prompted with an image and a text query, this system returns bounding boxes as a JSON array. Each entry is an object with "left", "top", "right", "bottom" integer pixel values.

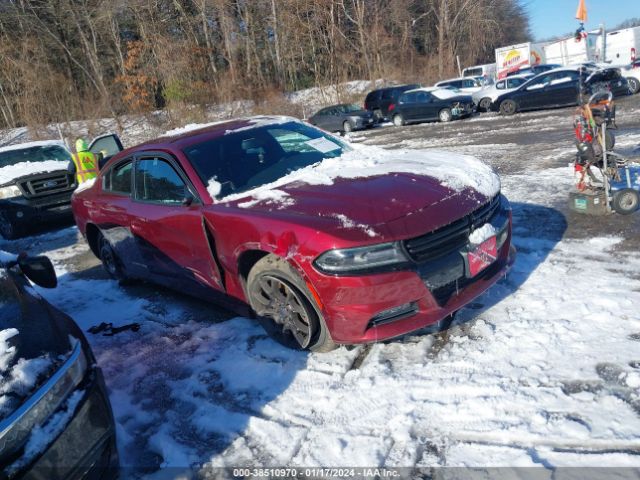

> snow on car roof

[
  {"left": 0, "top": 140, "right": 67, "bottom": 154},
  {"left": 405, "top": 87, "right": 461, "bottom": 99}
]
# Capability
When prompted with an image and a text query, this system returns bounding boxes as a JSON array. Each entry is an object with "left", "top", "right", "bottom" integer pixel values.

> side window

[
  {"left": 89, "top": 134, "right": 123, "bottom": 160},
  {"left": 103, "top": 160, "right": 132, "bottom": 195},
  {"left": 415, "top": 92, "right": 430, "bottom": 103},
  {"left": 496, "top": 80, "right": 506, "bottom": 89},
  {"left": 135, "top": 157, "right": 188, "bottom": 205},
  {"left": 399, "top": 92, "right": 416, "bottom": 104}
]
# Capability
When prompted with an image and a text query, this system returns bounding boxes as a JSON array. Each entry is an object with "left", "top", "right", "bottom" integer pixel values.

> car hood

[
  {"left": 219, "top": 147, "right": 499, "bottom": 241},
  {"left": 0, "top": 270, "right": 71, "bottom": 420}
]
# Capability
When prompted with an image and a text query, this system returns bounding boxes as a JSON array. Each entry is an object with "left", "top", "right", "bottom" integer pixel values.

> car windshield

[
  {"left": 183, "top": 121, "right": 350, "bottom": 199},
  {"left": 0, "top": 145, "right": 71, "bottom": 168},
  {"left": 341, "top": 104, "right": 362, "bottom": 113}
]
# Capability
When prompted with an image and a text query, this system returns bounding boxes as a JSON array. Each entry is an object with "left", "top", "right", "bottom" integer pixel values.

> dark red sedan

[{"left": 72, "top": 117, "right": 515, "bottom": 351}]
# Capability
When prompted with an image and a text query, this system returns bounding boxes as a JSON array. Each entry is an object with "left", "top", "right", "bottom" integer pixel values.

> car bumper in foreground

[
  {"left": 7, "top": 368, "right": 118, "bottom": 480},
  {"left": 1, "top": 192, "right": 74, "bottom": 225},
  {"left": 310, "top": 203, "right": 515, "bottom": 344}
]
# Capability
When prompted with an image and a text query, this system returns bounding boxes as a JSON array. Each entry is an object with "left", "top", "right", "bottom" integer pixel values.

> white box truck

[
  {"left": 543, "top": 33, "right": 598, "bottom": 66},
  {"left": 596, "top": 26, "right": 640, "bottom": 64},
  {"left": 495, "top": 42, "right": 546, "bottom": 79}
]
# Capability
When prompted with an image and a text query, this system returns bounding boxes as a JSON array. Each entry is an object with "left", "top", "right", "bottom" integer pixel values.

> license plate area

[{"left": 466, "top": 236, "right": 498, "bottom": 278}]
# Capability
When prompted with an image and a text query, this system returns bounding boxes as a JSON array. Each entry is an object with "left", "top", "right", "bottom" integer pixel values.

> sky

[{"left": 527, "top": 0, "right": 639, "bottom": 40}]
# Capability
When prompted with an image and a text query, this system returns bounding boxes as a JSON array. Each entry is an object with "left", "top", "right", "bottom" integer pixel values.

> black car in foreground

[
  {"left": 364, "top": 84, "right": 421, "bottom": 121},
  {"left": 492, "top": 67, "right": 629, "bottom": 115},
  {"left": 391, "top": 88, "right": 475, "bottom": 125},
  {"left": 0, "top": 252, "right": 118, "bottom": 479},
  {"left": 308, "top": 104, "right": 374, "bottom": 133}
]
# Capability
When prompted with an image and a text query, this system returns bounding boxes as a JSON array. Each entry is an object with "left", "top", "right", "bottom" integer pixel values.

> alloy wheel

[{"left": 251, "top": 275, "right": 312, "bottom": 348}]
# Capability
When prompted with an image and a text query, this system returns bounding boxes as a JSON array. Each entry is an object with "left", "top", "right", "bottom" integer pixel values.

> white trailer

[
  {"left": 495, "top": 42, "right": 546, "bottom": 79},
  {"left": 462, "top": 63, "right": 497, "bottom": 80},
  {"left": 543, "top": 33, "right": 598, "bottom": 66},
  {"left": 597, "top": 26, "right": 640, "bottom": 64}
]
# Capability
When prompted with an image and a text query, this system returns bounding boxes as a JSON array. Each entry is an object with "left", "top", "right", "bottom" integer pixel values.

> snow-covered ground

[{"left": 1, "top": 95, "right": 640, "bottom": 477}]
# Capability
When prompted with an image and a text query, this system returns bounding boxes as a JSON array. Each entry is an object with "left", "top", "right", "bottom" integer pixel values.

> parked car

[
  {"left": 0, "top": 251, "right": 118, "bottom": 478},
  {"left": 506, "top": 63, "right": 562, "bottom": 77},
  {"left": 434, "top": 77, "right": 484, "bottom": 93},
  {"left": 0, "top": 135, "right": 122, "bottom": 239},
  {"left": 391, "top": 88, "right": 475, "bottom": 125},
  {"left": 308, "top": 104, "right": 374, "bottom": 133},
  {"left": 71, "top": 117, "right": 514, "bottom": 352},
  {"left": 364, "top": 84, "right": 421, "bottom": 121},
  {"left": 472, "top": 74, "right": 532, "bottom": 111},
  {"left": 492, "top": 67, "right": 629, "bottom": 115},
  {"left": 621, "top": 59, "right": 640, "bottom": 93}
]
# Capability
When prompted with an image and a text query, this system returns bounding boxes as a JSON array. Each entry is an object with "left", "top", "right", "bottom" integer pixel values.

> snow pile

[
  {"left": 286, "top": 80, "right": 376, "bottom": 107},
  {"left": 222, "top": 146, "right": 500, "bottom": 206},
  {"left": 0, "top": 160, "right": 70, "bottom": 185},
  {"left": 207, "top": 178, "right": 222, "bottom": 198},
  {"left": 469, "top": 223, "right": 497, "bottom": 245},
  {"left": 0, "top": 328, "right": 55, "bottom": 417}
]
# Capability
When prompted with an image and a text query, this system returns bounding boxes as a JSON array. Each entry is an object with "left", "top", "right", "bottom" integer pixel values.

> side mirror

[{"left": 18, "top": 255, "right": 57, "bottom": 288}]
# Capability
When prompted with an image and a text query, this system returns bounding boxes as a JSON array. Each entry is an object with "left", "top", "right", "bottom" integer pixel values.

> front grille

[
  {"left": 19, "top": 172, "right": 74, "bottom": 198},
  {"left": 404, "top": 195, "right": 500, "bottom": 263}
]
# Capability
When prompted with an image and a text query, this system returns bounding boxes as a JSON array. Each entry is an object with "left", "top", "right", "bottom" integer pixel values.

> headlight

[
  {"left": 314, "top": 242, "right": 410, "bottom": 274},
  {"left": 0, "top": 185, "right": 22, "bottom": 199}
]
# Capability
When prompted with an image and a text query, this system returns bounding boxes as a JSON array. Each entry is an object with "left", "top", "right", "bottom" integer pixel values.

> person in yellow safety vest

[{"left": 71, "top": 138, "right": 99, "bottom": 184}]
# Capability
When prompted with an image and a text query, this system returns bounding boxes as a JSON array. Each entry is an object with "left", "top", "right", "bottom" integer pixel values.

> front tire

[
  {"left": 628, "top": 77, "right": 640, "bottom": 94},
  {"left": 438, "top": 108, "right": 453, "bottom": 122},
  {"left": 499, "top": 99, "right": 518, "bottom": 116},
  {"left": 98, "top": 232, "right": 128, "bottom": 281},
  {"left": 392, "top": 113, "right": 405, "bottom": 127},
  {"left": 247, "top": 255, "right": 336, "bottom": 352},
  {"left": 612, "top": 188, "right": 639, "bottom": 215},
  {"left": 479, "top": 97, "right": 492, "bottom": 111}
]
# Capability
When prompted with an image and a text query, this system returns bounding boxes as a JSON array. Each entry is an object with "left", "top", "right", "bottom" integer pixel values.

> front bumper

[
  {"left": 7, "top": 368, "right": 118, "bottom": 480},
  {"left": 0, "top": 191, "right": 74, "bottom": 226},
  {"left": 309, "top": 206, "right": 515, "bottom": 344}
]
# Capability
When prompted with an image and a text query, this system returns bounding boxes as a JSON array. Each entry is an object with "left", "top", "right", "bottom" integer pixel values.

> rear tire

[
  {"left": 392, "top": 113, "right": 405, "bottom": 127},
  {"left": 628, "top": 77, "right": 640, "bottom": 94},
  {"left": 247, "top": 255, "right": 336, "bottom": 352},
  {"left": 0, "top": 213, "right": 21, "bottom": 240},
  {"left": 439, "top": 108, "right": 452, "bottom": 122},
  {"left": 479, "top": 97, "right": 492, "bottom": 111},
  {"left": 98, "top": 232, "right": 128, "bottom": 281},
  {"left": 343, "top": 120, "right": 353, "bottom": 133},
  {"left": 612, "top": 188, "right": 639, "bottom": 215},
  {"left": 499, "top": 99, "right": 518, "bottom": 116},
  {"left": 373, "top": 109, "right": 383, "bottom": 123}
]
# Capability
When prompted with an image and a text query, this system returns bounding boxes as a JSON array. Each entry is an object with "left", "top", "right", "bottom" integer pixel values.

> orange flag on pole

[{"left": 576, "top": 0, "right": 587, "bottom": 23}]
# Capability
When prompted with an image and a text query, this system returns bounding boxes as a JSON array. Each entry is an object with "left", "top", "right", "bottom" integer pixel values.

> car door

[
  {"left": 128, "top": 153, "right": 224, "bottom": 292},
  {"left": 413, "top": 92, "right": 437, "bottom": 120},
  {"left": 545, "top": 71, "right": 579, "bottom": 106},
  {"left": 95, "top": 158, "right": 143, "bottom": 276},
  {"left": 88, "top": 134, "right": 123, "bottom": 169},
  {"left": 517, "top": 74, "right": 551, "bottom": 109},
  {"left": 397, "top": 92, "right": 418, "bottom": 120}
]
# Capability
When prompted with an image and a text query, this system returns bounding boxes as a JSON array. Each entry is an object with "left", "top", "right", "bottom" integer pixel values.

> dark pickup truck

[{"left": 0, "top": 135, "right": 123, "bottom": 239}]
